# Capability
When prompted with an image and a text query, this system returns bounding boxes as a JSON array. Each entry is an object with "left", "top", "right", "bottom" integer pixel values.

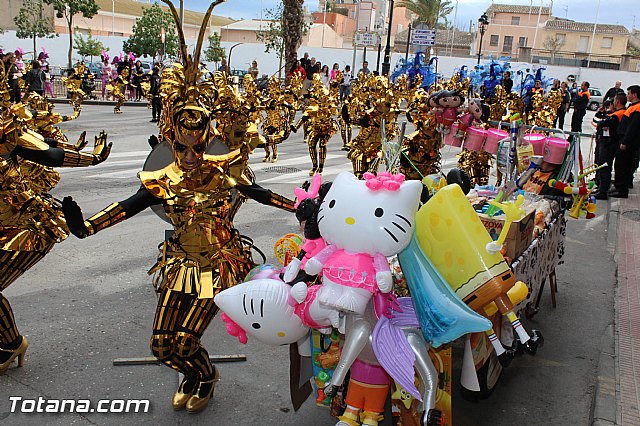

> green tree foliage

[
  {"left": 123, "top": 3, "right": 178, "bottom": 59},
  {"left": 14, "top": 0, "right": 56, "bottom": 55},
  {"left": 73, "top": 30, "right": 107, "bottom": 63},
  {"left": 45, "top": 0, "right": 99, "bottom": 67},
  {"left": 203, "top": 33, "right": 225, "bottom": 65},
  {"left": 397, "top": 0, "right": 454, "bottom": 29},
  {"left": 257, "top": 5, "right": 309, "bottom": 77}
]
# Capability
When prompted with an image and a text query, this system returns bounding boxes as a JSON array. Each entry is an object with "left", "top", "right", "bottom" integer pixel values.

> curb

[
  {"left": 49, "top": 98, "right": 149, "bottom": 107},
  {"left": 590, "top": 197, "right": 621, "bottom": 426}
]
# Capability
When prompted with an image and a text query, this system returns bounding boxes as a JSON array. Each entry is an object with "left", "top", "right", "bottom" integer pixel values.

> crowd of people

[{"left": 1, "top": 48, "right": 55, "bottom": 102}]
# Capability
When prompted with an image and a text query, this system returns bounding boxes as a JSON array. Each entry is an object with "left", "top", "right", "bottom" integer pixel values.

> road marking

[
  {"left": 249, "top": 153, "right": 342, "bottom": 171},
  {"left": 59, "top": 159, "right": 147, "bottom": 174},
  {"left": 259, "top": 163, "right": 355, "bottom": 184}
]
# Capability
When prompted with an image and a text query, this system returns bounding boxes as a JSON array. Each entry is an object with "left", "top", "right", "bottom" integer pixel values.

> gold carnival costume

[
  {"left": 242, "top": 74, "right": 267, "bottom": 150},
  {"left": 401, "top": 87, "right": 442, "bottom": 179},
  {"left": 106, "top": 66, "right": 129, "bottom": 114},
  {"left": 346, "top": 74, "right": 400, "bottom": 178},
  {"left": 282, "top": 73, "right": 303, "bottom": 126},
  {"left": 0, "top": 67, "right": 112, "bottom": 374},
  {"left": 62, "top": 0, "right": 295, "bottom": 414},
  {"left": 61, "top": 62, "right": 88, "bottom": 113},
  {"left": 292, "top": 74, "right": 338, "bottom": 175},
  {"left": 261, "top": 76, "right": 293, "bottom": 162}
]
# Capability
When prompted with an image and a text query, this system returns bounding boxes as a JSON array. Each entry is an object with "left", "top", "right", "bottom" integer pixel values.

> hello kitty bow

[
  {"left": 363, "top": 172, "right": 405, "bottom": 191},
  {"left": 294, "top": 173, "right": 322, "bottom": 208}
]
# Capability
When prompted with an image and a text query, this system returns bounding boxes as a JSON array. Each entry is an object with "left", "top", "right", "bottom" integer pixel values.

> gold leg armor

[
  {"left": 318, "top": 137, "right": 329, "bottom": 173},
  {"left": 0, "top": 293, "right": 19, "bottom": 346},
  {"left": 308, "top": 144, "right": 318, "bottom": 175}
]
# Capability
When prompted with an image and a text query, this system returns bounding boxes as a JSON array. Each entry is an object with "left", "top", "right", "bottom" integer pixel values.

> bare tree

[{"left": 543, "top": 35, "right": 565, "bottom": 64}]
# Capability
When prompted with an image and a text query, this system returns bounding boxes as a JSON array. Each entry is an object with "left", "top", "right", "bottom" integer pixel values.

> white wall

[{"left": 1, "top": 30, "right": 637, "bottom": 88}]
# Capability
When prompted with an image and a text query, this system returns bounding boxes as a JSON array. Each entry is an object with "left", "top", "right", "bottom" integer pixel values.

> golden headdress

[{"left": 159, "top": 0, "right": 224, "bottom": 142}]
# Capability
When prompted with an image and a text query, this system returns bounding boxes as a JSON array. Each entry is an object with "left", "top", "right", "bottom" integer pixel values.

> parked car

[
  {"left": 587, "top": 88, "right": 604, "bottom": 111},
  {"left": 230, "top": 69, "right": 247, "bottom": 79}
]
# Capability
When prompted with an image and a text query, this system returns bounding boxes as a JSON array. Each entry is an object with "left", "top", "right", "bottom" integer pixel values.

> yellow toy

[{"left": 415, "top": 184, "right": 542, "bottom": 367}]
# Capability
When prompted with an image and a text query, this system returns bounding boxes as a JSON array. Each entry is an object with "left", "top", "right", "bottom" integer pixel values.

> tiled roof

[
  {"left": 395, "top": 28, "right": 473, "bottom": 46},
  {"left": 545, "top": 19, "right": 630, "bottom": 35},
  {"left": 95, "top": 0, "right": 235, "bottom": 27},
  {"left": 486, "top": 4, "right": 550, "bottom": 15}
]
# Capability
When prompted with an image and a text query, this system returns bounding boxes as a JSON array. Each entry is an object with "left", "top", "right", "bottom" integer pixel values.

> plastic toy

[{"left": 414, "top": 184, "right": 543, "bottom": 367}]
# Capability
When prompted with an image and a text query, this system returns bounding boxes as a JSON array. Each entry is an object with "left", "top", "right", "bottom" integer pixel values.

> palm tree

[
  {"left": 282, "top": 0, "right": 305, "bottom": 76},
  {"left": 397, "top": 0, "right": 453, "bottom": 29}
]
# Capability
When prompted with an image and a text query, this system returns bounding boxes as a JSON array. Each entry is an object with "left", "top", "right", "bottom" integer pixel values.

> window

[
  {"left": 490, "top": 34, "right": 499, "bottom": 46},
  {"left": 578, "top": 36, "right": 589, "bottom": 52},
  {"left": 511, "top": 16, "right": 520, "bottom": 25},
  {"left": 519, "top": 36, "right": 527, "bottom": 47},
  {"left": 602, "top": 37, "right": 613, "bottom": 48},
  {"left": 556, "top": 33, "right": 566, "bottom": 45},
  {"left": 503, "top": 35, "right": 513, "bottom": 52}
]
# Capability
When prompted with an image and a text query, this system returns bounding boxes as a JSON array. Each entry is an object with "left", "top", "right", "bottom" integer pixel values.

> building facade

[
  {"left": 475, "top": 3, "right": 551, "bottom": 59},
  {"left": 53, "top": 0, "right": 234, "bottom": 40}
]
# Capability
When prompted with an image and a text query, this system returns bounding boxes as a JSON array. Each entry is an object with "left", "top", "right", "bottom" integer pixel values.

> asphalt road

[{"left": 0, "top": 104, "right": 613, "bottom": 426}]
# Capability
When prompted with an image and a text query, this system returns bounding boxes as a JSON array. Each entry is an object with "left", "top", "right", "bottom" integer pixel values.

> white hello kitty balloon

[
  {"left": 304, "top": 171, "right": 422, "bottom": 317},
  {"left": 214, "top": 278, "right": 309, "bottom": 346}
]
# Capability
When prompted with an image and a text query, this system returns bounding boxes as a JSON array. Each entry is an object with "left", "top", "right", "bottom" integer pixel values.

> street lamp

[
  {"left": 476, "top": 12, "right": 489, "bottom": 65},
  {"left": 381, "top": 0, "right": 395, "bottom": 76}
]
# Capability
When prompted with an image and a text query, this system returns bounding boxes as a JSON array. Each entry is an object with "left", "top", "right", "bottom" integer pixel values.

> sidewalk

[{"left": 593, "top": 179, "right": 640, "bottom": 425}]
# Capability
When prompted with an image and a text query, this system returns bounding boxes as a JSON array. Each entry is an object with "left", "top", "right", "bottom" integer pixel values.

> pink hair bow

[
  {"left": 294, "top": 173, "right": 322, "bottom": 208},
  {"left": 220, "top": 313, "right": 248, "bottom": 344},
  {"left": 364, "top": 171, "right": 405, "bottom": 191}
]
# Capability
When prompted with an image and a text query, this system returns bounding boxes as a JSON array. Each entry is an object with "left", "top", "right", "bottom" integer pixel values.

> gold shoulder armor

[
  {"left": 138, "top": 166, "right": 173, "bottom": 199},
  {"left": 18, "top": 129, "right": 50, "bottom": 151}
]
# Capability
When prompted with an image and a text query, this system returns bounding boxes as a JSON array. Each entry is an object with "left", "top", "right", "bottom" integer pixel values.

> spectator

[
  {"left": 571, "top": 81, "right": 590, "bottom": 135},
  {"left": 248, "top": 60, "right": 259, "bottom": 79},
  {"left": 502, "top": 71, "right": 513, "bottom": 93},
  {"left": 594, "top": 94, "right": 627, "bottom": 199},
  {"left": 357, "top": 61, "right": 371, "bottom": 76},
  {"left": 14, "top": 48, "right": 25, "bottom": 73},
  {"left": 300, "top": 52, "right": 310, "bottom": 69},
  {"left": 38, "top": 50, "right": 54, "bottom": 98},
  {"left": 4, "top": 53, "right": 22, "bottom": 103},
  {"left": 218, "top": 57, "right": 230, "bottom": 74},
  {"left": 340, "top": 65, "right": 353, "bottom": 102},
  {"left": 24, "top": 60, "right": 46, "bottom": 96},
  {"left": 149, "top": 66, "right": 162, "bottom": 123},
  {"left": 303, "top": 57, "right": 320, "bottom": 93},
  {"left": 569, "top": 81, "right": 578, "bottom": 105},
  {"left": 287, "top": 60, "right": 306, "bottom": 79},
  {"left": 329, "top": 63, "right": 341, "bottom": 81},
  {"left": 555, "top": 81, "right": 571, "bottom": 130},
  {"left": 610, "top": 85, "right": 640, "bottom": 198},
  {"left": 604, "top": 80, "right": 624, "bottom": 103},
  {"left": 132, "top": 60, "right": 145, "bottom": 101},
  {"left": 320, "top": 64, "right": 330, "bottom": 86}
]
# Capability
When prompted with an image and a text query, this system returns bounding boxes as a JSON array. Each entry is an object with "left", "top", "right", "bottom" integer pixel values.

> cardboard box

[{"left": 477, "top": 209, "right": 535, "bottom": 260}]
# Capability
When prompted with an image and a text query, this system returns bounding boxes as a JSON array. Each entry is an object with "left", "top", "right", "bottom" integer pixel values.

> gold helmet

[{"left": 159, "top": 0, "right": 222, "bottom": 171}]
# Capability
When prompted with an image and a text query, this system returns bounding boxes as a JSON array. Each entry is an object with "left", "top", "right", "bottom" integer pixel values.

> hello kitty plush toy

[{"left": 303, "top": 171, "right": 422, "bottom": 318}]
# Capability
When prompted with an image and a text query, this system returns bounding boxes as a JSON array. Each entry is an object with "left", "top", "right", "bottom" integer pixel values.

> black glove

[
  {"left": 148, "top": 134, "right": 160, "bottom": 149},
  {"left": 61, "top": 196, "right": 90, "bottom": 238}
]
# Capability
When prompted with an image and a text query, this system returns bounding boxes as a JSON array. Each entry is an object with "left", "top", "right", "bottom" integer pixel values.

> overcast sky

[{"left": 195, "top": 0, "right": 637, "bottom": 32}]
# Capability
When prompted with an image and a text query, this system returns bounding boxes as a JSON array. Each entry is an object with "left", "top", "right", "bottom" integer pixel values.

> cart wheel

[
  {"left": 460, "top": 351, "right": 503, "bottom": 401},
  {"left": 524, "top": 302, "right": 538, "bottom": 320}
]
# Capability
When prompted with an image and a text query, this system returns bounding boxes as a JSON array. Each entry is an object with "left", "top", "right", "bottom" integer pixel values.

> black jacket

[
  {"left": 618, "top": 102, "right": 640, "bottom": 150},
  {"left": 149, "top": 74, "right": 160, "bottom": 96},
  {"left": 604, "top": 87, "right": 624, "bottom": 102}
]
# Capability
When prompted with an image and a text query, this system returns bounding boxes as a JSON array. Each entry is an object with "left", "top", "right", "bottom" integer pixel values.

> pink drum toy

[
  {"left": 524, "top": 133, "right": 546, "bottom": 155},
  {"left": 484, "top": 128, "right": 508, "bottom": 154},
  {"left": 464, "top": 127, "right": 487, "bottom": 151},
  {"left": 544, "top": 137, "right": 570, "bottom": 164},
  {"left": 444, "top": 123, "right": 461, "bottom": 147}
]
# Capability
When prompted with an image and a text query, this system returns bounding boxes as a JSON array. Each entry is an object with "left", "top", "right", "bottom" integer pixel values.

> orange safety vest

[
  {"left": 579, "top": 90, "right": 591, "bottom": 100},
  {"left": 624, "top": 101, "right": 640, "bottom": 117}
]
